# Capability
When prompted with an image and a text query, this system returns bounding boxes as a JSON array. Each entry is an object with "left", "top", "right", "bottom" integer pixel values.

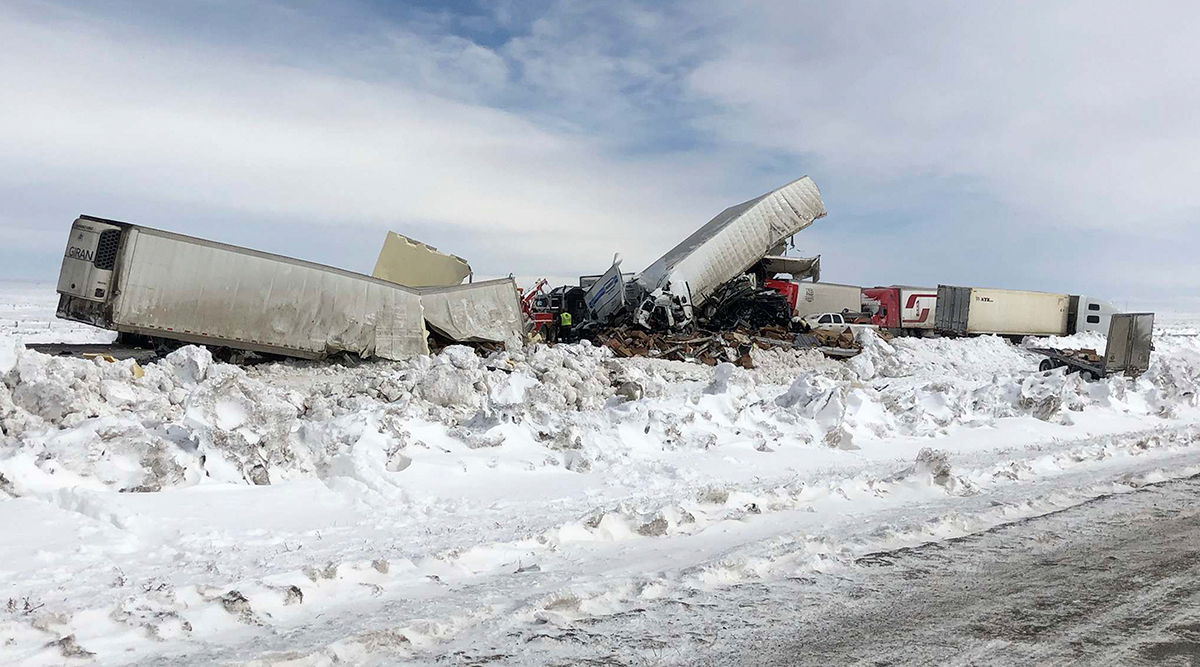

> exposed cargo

[
  {"left": 1029, "top": 313, "right": 1154, "bottom": 379},
  {"left": 936, "top": 285, "right": 1070, "bottom": 337},
  {"left": 635, "top": 176, "right": 827, "bottom": 319},
  {"left": 372, "top": 231, "right": 471, "bottom": 287},
  {"left": 757, "top": 255, "right": 821, "bottom": 282},
  {"left": 56, "top": 215, "right": 431, "bottom": 360}
]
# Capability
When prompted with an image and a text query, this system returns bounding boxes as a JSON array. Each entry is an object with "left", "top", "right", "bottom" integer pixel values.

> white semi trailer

[
  {"left": 935, "top": 285, "right": 1117, "bottom": 337},
  {"left": 634, "top": 175, "right": 827, "bottom": 327},
  {"left": 56, "top": 215, "right": 431, "bottom": 360},
  {"left": 791, "top": 282, "right": 863, "bottom": 319}
]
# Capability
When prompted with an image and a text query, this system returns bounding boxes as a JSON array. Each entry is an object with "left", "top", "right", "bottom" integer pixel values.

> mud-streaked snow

[{"left": 3, "top": 283, "right": 1200, "bottom": 666}]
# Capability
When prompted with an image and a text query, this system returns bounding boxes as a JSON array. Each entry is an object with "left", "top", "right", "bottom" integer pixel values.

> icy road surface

[
  {"left": 492, "top": 472, "right": 1200, "bottom": 666},
  {"left": 1, "top": 284, "right": 1200, "bottom": 665}
]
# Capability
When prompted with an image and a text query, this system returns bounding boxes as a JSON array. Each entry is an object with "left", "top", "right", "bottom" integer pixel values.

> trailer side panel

[
  {"left": 899, "top": 287, "right": 938, "bottom": 330},
  {"left": 964, "top": 288, "right": 1069, "bottom": 336},
  {"left": 793, "top": 282, "right": 862, "bottom": 318},
  {"left": 110, "top": 227, "right": 429, "bottom": 360}
]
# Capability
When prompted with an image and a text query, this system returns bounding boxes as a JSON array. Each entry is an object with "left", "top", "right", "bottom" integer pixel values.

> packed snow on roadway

[{"left": 2, "top": 287, "right": 1200, "bottom": 665}]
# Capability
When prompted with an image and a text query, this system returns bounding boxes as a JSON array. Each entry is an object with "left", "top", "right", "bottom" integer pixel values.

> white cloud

[
  {"left": 685, "top": 1, "right": 1200, "bottom": 232},
  {"left": 0, "top": 3, "right": 740, "bottom": 280}
]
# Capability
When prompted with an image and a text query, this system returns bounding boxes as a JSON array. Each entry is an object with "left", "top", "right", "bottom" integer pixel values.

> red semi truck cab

[
  {"left": 862, "top": 287, "right": 939, "bottom": 332},
  {"left": 764, "top": 279, "right": 799, "bottom": 311},
  {"left": 862, "top": 287, "right": 900, "bottom": 329}
]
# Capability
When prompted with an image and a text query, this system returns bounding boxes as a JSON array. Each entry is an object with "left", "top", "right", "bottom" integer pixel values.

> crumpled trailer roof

[
  {"left": 419, "top": 278, "right": 524, "bottom": 345},
  {"left": 636, "top": 176, "right": 826, "bottom": 308}
]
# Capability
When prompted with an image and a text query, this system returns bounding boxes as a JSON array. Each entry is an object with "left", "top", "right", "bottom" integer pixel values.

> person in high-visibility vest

[{"left": 559, "top": 310, "right": 573, "bottom": 343}]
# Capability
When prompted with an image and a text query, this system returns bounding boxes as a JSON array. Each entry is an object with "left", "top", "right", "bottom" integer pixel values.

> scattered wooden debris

[{"left": 594, "top": 323, "right": 865, "bottom": 368}]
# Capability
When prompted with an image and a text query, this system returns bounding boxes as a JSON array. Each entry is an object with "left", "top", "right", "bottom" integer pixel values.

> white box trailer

[
  {"left": 636, "top": 176, "right": 827, "bottom": 313},
  {"left": 792, "top": 282, "right": 863, "bottom": 318},
  {"left": 56, "top": 215, "right": 430, "bottom": 360},
  {"left": 935, "top": 285, "right": 1070, "bottom": 336}
]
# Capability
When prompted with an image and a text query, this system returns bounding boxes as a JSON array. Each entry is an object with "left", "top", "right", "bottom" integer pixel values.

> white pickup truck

[{"left": 799, "top": 311, "right": 879, "bottom": 334}]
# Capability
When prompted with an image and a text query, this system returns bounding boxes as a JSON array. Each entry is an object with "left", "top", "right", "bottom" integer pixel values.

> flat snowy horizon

[{"left": 2, "top": 283, "right": 1199, "bottom": 665}]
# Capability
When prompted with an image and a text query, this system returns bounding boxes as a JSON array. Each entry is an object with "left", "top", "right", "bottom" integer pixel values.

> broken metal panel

[
  {"left": 760, "top": 255, "right": 821, "bottom": 282},
  {"left": 583, "top": 259, "right": 627, "bottom": 323},
  {"left": 372, "top": 231, "right": 471, "bottom": 288},
  {"left": 419, "top": 278, "right": 524, "bottom": 344},
  {"left": 637, "top": 176, "right": 827, "bottom": 309},
  {"left": 1104, "top": 313, "right": 1154, "bottom": 377}
]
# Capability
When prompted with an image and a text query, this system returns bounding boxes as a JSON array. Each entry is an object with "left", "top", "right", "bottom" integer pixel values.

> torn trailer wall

[
  {"left": 636, "top": 176, "right": 827, "bottom": 309},
  {"left": 62, "top": 219, "right": 430, "bottom": 361},
  {"left": 759, "top": 255, "right": 821, "bottom": 282},
  {"left": 419, "top": 278, "right": 524, "bottom": 345},
  {"left": 372, "top": 231, "right": 472, "bottom": 287}
]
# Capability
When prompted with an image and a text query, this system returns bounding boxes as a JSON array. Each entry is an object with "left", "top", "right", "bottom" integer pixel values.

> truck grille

[{"left": 95, "top": 229, "right": 121, "bottom": 270}]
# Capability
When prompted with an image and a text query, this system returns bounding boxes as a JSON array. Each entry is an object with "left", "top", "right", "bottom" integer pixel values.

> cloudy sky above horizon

[{"left": 3, "top": 0, "right": 1198, "bottom": 308}]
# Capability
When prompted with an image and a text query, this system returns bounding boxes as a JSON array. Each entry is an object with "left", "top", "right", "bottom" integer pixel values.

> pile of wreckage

[
  {"left": 51, "top": 174, "right": 870, "bottom": 368},
  {"left": 522, "top": 175, "right": 874, "bottom": 365},
  {"left": 364, "top": 174, "right": 859, "bottom": 367}
]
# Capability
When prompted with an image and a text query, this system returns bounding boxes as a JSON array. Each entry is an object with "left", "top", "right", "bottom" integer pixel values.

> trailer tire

[
  {"left": 1081, "top": 370, "right": 1098, "bottom": 382},
  {"left": 1039, "top": 359, "right": 1054, "bottom": 372}
]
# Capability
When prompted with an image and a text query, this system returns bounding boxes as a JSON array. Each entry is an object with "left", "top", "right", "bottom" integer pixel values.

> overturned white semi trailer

[
  {"left": 633, "top": 176, "right": 827, "bottom": 326},
  {"left": 55, "top": 216, "right": 523, "bottom": 360}
]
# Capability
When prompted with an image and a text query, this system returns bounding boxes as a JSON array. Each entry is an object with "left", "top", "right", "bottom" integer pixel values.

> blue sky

[{"left": 2, "top": 0, "right": 1198, "bottom": 308}]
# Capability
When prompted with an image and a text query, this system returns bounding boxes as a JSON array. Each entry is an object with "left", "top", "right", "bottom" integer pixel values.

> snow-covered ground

[
  {"left": 0, "top": 282, "right": 115, "bottom": 345},
  {"left": 2, "top": 282, "right": 1200, "bottom": 665}
]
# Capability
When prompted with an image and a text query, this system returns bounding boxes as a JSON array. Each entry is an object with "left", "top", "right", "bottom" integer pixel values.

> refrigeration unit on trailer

[
  {"left": 935, "top": 285, "right": 1071, "bottom": 337},
  {"left": 56, "top": 215, "right": 431, "bottom": 361}
]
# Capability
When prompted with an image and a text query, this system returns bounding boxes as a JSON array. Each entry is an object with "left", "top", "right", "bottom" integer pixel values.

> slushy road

[{"left": 703, "top": 474, "right": 1200, "bottom": 666}]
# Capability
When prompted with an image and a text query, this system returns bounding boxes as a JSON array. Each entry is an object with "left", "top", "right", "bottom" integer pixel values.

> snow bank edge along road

[{"left": 2, "top": 320, "right": 1200, "bottom": 665}]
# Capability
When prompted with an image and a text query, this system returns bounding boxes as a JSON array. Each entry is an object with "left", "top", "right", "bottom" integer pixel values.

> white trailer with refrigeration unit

[{"left": 55, "top": 215, "right": 431, "bottom": 360}]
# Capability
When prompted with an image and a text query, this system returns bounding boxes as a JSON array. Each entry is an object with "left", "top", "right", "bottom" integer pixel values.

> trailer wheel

[
  {"left": 1081, "top": 370, "right": 1098, "bottom": 382},
  {"left": 1039, "top": 359, "right": 1054, "bottom": 372}
]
